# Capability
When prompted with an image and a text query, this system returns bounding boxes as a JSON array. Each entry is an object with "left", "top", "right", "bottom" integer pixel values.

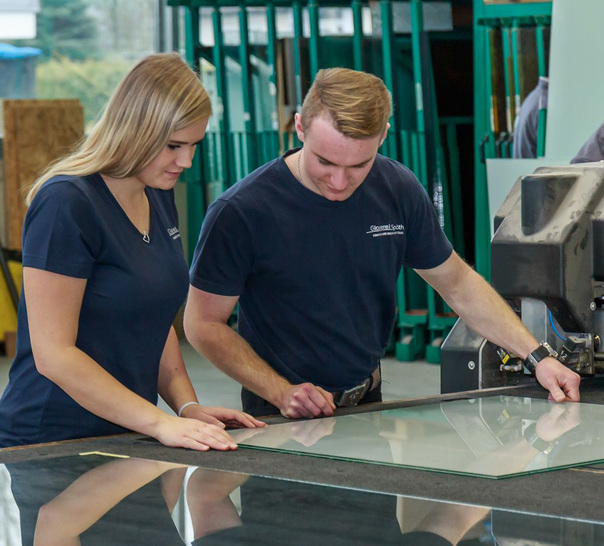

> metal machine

[{"left": 442, "top": 162, "right": 604, "bottom": 393}]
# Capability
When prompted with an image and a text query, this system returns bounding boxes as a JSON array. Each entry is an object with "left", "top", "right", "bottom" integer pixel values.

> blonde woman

[{"left": 0, "top": 53, "right": 263, "bottom": 449}]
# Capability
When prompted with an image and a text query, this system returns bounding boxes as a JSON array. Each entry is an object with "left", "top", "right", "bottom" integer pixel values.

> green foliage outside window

[
  {"left": 35, "top": 56, "right": 133, "bottom": 128},
  {"left": 16, "top": 0, "right": 101, "bottom": 61},
  {"left": 6, "top": 0, "right": 155, "bottom": 127}
]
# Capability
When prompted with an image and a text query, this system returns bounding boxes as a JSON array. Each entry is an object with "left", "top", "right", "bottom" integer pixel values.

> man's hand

[
  {"left": 278, "top": 383, "right": 336, "bottom": 419},
  {"left": 535, "top": 356, "right": 581, "bottom": 402}
]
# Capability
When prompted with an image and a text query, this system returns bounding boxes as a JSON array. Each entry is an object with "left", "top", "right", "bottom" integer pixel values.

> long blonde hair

[
  {"left": 301, "top": 67, "right": 392, "bottom": 139},
  {"left": 26, "top": 53, "right": 212, "bottom": 205}
]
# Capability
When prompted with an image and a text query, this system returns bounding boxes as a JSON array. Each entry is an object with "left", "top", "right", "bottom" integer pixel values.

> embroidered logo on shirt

[
  {"left": 366, "top": 224, "right": 405, "bottom": 237},
  {"left": 167, "top": 227, "right": 181, "bottom": 240}
]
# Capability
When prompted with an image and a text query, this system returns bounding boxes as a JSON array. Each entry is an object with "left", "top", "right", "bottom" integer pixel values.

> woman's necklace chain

[{"left": 110, "top": 188, "right": 150, "bottom": 244}]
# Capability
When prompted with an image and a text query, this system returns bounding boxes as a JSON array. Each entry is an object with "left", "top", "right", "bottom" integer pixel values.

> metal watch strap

[{"left": 524, "top": 342, "right": 557, "bottom": 374}]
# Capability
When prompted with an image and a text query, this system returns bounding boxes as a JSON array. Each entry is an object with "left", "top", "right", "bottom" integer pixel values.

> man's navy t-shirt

[
  {"left": 190, "top": 151, "right": 452, "bottom": 392},
  {"left": 0, "top": 173, "right": 189, "bottom": 447}
]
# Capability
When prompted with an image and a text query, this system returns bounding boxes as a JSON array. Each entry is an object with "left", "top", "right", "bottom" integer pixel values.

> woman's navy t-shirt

[{"left": 0, "top": 173, "right": 189, "bottom": 447}]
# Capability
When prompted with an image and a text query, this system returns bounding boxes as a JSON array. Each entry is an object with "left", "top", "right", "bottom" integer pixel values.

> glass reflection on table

[
  {"left": 230, "top": 396, "right": 604, "bottom": 478},
  {"left": 2, "top": 453, "right": 603, "bottom": 546}
]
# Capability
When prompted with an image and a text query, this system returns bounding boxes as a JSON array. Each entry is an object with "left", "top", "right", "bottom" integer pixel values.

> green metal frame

[{"left": 238, "top": 5, "right": 258, "bottom": 174}]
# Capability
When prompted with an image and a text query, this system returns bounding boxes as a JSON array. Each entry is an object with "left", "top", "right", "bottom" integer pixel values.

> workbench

[{"left": 2, "top": 378, "right": 604, "bottom": 545}]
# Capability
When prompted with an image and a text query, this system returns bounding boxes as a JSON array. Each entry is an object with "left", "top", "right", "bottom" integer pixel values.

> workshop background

[
  {"left": 3, "top": 3, "right": 604, "bottom": 546},
  {"left": 0, "top": 0, "right": 602, "bottom": 390}
]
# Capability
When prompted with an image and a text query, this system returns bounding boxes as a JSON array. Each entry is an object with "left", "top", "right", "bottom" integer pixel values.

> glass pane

[
  {"left": 2, "top": 453, "right": 603, "bottom": 545},
  {"left": 230, "top": 396, "right": 604, "bottom": 479}
]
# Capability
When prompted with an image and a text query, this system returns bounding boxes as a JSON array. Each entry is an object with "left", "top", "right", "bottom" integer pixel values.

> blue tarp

[{"left": 0, "top": 43, "right": 41, "bottom": 60}]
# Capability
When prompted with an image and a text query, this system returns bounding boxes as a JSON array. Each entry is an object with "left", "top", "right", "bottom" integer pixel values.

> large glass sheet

[
  {"left": 230, "top": 396, "right": 604, "bottom": 479},
  {"left": 2, "top": 453, "right": 604, "bottom": 545}
]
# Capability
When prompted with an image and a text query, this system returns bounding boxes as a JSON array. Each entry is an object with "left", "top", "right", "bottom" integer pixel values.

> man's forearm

[
  {"left": 420, "top": 253, "right": 540, "bottom": 358},
  {"left": 418, "top": 252, "right": 580, "bottom": 401},
  {"left": 188, "top": 321, "right": 291, "bottom": 406},
  {"left": 447, "top": 268, "right": 539, "bottom": 359}
]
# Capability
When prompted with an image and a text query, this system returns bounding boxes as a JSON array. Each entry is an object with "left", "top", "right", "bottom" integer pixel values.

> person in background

[
  {"left": 184, "top": 67, "right": 580, "bottom": 420},
  {"left": 571, "top": 121, "right": 604, "bottom": 163},
  {"left": 512, "top": 76, "right": 549, "bottom": 159},
  {"left": 0, "top": 53, "right": 263, "bottom": 450}
]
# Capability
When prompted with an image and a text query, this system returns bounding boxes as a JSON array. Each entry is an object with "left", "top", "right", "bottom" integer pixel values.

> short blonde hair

[
  {"left": 27, "top": 53, "right": 212, "bottom": 204},
  {"left": 301, "top": 68, "right": 392, "bottom": 138}
]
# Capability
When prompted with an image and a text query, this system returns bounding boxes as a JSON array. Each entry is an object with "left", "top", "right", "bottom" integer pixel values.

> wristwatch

[
  {"left": 523, "top": 423, "right": 557, "bottom": 455},
  {"left": 524, "top": 342, "right": 558, "bottom": 374}
]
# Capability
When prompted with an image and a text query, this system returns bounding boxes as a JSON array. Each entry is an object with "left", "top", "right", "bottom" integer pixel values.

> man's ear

[
  {"left": 379, "top": 123, "right": 390, "bottom": 147},
  {"left": 294, "top": 113, "right": 305, "bottom": 143}
]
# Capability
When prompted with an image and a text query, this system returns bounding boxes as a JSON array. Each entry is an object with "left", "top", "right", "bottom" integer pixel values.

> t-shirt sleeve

[
  {"left": 571, "top": 121, "right": 604, "bottom": 164},
  {"left": 22, "top": 181, "right": 100, "bottom": 279},
  {"left": 401, "top": 175, "right": 453, "bottom": 270},
  {"left": 189, "top": 199, "right": 254, "bottom": 296}
]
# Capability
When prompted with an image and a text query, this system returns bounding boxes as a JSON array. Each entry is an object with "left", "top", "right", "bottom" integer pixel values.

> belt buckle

[{"left": 334, "top": 380, "right": 369, "bottom": 408}]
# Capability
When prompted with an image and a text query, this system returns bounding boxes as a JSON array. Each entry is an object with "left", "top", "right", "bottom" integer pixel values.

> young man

[{"left": 185, "top": 68, "right": 580, "bottom": 419}]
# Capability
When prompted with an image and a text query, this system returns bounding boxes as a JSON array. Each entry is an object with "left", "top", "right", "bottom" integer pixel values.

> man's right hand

[{"left": 278, "top": 383, "right": 336, "bottom": 419}]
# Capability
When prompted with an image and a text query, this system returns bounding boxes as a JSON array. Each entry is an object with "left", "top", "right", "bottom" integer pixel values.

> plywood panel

[
  {"left": 2, "top": 99, "right": 84, "bottom": 250},
  {"left": 0, "top": 156, "right": 6, "bottom": 247}
]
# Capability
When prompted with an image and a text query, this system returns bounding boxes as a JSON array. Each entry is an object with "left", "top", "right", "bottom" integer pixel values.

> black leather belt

[{"left": 333, "top": 367, "right": 381, "bottom": 408}]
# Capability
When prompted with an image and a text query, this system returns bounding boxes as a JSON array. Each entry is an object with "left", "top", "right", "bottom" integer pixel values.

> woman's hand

[
  {"left": 181, "top": 403, "right": 265, "bottom": 429},
  {"left": 153, "top": 415, "right": 238, "bottom": 451}
]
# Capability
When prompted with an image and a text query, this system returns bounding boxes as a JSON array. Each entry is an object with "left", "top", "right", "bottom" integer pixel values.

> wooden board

[{"left": 2, "top": 99, "right": 84, "bottom": 250}]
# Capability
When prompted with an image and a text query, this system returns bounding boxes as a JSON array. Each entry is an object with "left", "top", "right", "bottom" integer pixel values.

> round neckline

[{"left": 279, "top": 148, "right": 367, "bottom": 207}]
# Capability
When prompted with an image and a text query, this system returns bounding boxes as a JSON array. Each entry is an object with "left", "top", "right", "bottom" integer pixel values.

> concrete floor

[{"left": 0, "top": 342, "right": 441, "bottom": 411}]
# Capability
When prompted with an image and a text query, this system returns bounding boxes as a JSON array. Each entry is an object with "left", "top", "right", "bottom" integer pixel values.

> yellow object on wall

[{"left": 0, "top": 261, "right": 22, "bottom": 342}]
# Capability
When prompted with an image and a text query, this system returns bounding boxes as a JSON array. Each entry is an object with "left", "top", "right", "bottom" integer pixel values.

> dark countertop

[{"left": 2, "top": 376, "right": 604, "bottom": 523}]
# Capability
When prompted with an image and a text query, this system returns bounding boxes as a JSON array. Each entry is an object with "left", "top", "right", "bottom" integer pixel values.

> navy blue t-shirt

[
  {"left": 190, "top": 151, "right": 452, "bottom": 392},
  {"left": 0, "top": 173, "right": 189, "bottom": 447}
]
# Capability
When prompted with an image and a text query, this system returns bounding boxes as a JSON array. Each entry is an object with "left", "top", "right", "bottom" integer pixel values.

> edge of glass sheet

[{"left": 236, "top": 443, "right": 604, "bottom": 480}]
